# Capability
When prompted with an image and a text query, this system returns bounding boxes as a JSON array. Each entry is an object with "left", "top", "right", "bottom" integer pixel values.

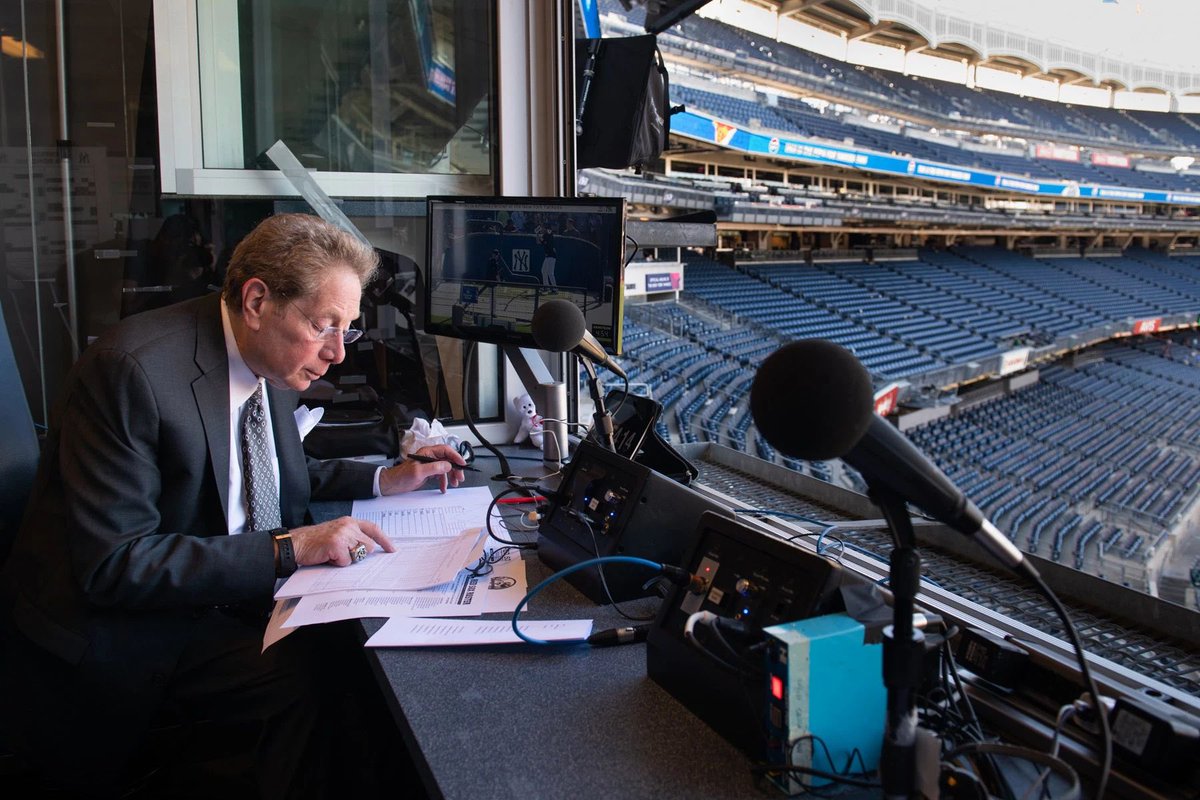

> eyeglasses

[{"left": 288, "top": 301, "right": 364, "bottom": 345}]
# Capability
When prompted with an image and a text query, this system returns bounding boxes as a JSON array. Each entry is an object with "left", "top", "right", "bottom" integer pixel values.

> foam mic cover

[
  {"left": 530, "top": 298, "right": 627, "bottom": 379},
  {"left": 750, "top": 340, "right": 875, "bottom": 461},
  {"left": 531, "top": 299, "right": 587, "bottom": 353},
  {"left": 753, "top": 340, "right": 1030, "bottom": 575}
]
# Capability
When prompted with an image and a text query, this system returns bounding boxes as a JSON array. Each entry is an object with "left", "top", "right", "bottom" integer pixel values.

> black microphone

[
  {"left": 750, "top": 340, "right": 1032, "bottom": 578},
  {"left": 531, "top": 299, "right": 627, "bottom": 379}
]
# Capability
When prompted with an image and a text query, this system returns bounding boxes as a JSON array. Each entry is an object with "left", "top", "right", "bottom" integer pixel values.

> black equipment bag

[
  {"left": 302, "top": 406, "right": 400, "bottom": 461},
  {"left": 575, "top": 34, "right": 671, "bottom": 170}
]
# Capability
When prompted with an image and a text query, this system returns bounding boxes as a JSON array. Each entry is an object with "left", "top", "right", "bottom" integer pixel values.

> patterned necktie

[{"left": 241, "top": 382, "right": 282, "bottom": 532}]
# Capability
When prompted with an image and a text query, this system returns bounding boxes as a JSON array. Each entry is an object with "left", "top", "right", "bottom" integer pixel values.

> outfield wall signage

[
  {"left": 874, "top": 383, "right": 900, "bottom": 417},
  {"left": 1091, "top": 152, "right": 1131, "bottom": 168},
  {"left": 672, "top": 111, "right": 1200, "bottom": 206},
  {"left": 1000, "top": 347, "right": 1031, "bottom": 376},
  {"left": 1132, "top": 318, "right": 1162, "bottom": 334},
  {"left": 1034, "top": 144, "right": 1080, "bottom": 162}
]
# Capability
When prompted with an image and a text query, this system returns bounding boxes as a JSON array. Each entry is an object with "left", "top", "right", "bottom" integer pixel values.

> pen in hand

[{"left": 407, "top": 453, "right": 481, "bottom": 472}]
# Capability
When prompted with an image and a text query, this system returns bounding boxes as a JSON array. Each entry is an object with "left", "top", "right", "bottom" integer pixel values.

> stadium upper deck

[
  {"left": 599, "top": 0, "right": 1200, "bottom": 202},
  {"left": 603, "top": 1, "right": 1200, "bottom": 155},
  {"left": 587, "top": 2, "right": 1200, "bottom": 246}
]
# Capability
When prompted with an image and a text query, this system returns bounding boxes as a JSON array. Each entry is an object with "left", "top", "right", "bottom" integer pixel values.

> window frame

[{"left": 152, "top": 0, "right": 500, "bottom": 198}]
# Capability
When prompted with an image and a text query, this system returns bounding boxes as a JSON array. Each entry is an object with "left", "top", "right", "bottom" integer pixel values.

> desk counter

[
  {"left": 316, "top": 451, "right": 777, "bottom": 799},
  {"left": 362, "top": 558, "right": 773, "bottom": 800}
]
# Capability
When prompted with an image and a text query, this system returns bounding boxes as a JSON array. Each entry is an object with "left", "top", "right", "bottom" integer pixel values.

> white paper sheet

[
  {"left": 283, "top": 590, "right": 478, "bottom": 627},
  {"left": 479, "top": 551, "right": 528, "bottom": 614},
  {"left": 364, "top": 617, "right": 593, "bottom": 647},
  {"left": 274, "top": 528, "right": 486, "bottom": 599},
  {"left": 282, "top": 548, "right": 528, "bottom": 628},
  {"left": 351, "top": 486, "right": 495, "bottom": 540},
  {"left": 262, "top": 597, "right": 300, "bottom": 652}
]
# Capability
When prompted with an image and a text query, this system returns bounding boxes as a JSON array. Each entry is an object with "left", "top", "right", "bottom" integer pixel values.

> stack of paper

[
  {"left": 366, "top": 618, "right": 593, "bottom": 647},
  {"left": 263, "top": 487, "right": 591, "bottom": 649}
]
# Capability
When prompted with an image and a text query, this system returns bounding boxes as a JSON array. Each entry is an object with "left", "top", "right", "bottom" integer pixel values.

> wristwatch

[{"left": 271, "top": 528, "right": 297, "bottom": 578}]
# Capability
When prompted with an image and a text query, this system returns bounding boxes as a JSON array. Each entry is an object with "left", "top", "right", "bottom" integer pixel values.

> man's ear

[{"left": 241, "top": 278, "right": 271, "bottom": 331}]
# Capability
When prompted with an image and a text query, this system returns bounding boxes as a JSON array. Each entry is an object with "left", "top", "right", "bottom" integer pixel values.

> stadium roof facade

[{"left": 709, "top": 0, "right": 1200, "bottom": 98}]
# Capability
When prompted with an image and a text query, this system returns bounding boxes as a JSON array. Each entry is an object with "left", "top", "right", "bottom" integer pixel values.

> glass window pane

[{"left": 197, "top": 0, "right": 495, "bottom": 180}]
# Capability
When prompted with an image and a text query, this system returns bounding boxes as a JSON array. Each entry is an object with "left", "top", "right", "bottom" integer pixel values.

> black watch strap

[{"left": 271, "top": 528, "right": 297, "bottom": 578}]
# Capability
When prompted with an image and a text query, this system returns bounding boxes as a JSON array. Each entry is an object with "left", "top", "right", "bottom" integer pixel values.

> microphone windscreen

[
  {"left": 531, "top": 299, "right": 587, "bottom": 353},
  {"left": 750, "top": 340, "right": 875, "bottom": 461}
]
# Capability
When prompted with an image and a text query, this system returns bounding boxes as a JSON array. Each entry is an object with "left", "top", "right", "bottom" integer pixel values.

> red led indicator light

[{"left": 770, "top": 675, "right": 784, "bottom": 700}]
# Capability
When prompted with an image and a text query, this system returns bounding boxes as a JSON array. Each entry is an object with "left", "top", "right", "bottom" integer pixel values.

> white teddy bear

[{"left": 512, "top": 392, "right": 545, "bottom": 448}]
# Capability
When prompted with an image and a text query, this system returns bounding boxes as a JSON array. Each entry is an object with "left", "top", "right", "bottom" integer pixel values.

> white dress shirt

[
  {"left": 220, "top": 302, "right": 385, "bottom": 537},
  {"left": 221, "top": 302, "right": 280, "bottom": 535}
]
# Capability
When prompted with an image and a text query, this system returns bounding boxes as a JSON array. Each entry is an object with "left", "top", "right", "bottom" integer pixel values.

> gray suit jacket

[{"left": 0, "top": 293, "right": 377, "bottom": 774}]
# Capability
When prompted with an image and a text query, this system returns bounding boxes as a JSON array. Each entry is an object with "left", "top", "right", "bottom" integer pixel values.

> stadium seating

[
  {"left": 591, "top": 1, "right": 1200, "bottom": 595},
  {"left": 596, "top": 247, "right": 1200, "bottom": 589},
  {"left": 904, "top": 349, "right": 1200, "bottom": 572}
]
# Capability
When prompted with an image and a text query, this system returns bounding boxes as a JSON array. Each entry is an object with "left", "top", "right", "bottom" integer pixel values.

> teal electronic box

[{"left": 763, "top": 613, "right": 886, "bottom": 793}]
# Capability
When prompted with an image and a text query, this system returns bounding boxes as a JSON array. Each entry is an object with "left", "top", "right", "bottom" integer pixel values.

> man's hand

[
  {"left": 378, "top": 444, "right": 468, "bottom": 495},
  {"left": 289, "top": 516, "right": 395, "bottom": 567}
]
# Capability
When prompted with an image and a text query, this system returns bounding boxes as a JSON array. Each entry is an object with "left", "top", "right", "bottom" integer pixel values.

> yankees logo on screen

[{"left": 512, "top": 249, "right": 531, "bottom": 273}]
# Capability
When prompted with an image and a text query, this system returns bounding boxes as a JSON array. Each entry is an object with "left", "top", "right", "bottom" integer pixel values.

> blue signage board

[
  {"left": 671, "top": 111, "right": 1200, "bottom": 206},
  {"left": 645, "top": 272, "right": 680, "bottom": 292}
]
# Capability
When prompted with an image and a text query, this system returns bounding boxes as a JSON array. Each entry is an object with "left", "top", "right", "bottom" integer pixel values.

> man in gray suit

[{"left": 0, "top": 213, "right": 467, "bottom": 797}]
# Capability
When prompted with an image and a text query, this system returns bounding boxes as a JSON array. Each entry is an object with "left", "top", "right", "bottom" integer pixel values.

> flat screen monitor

[{"left": 423, "top": 196, "right": 626, "bottom": 353}]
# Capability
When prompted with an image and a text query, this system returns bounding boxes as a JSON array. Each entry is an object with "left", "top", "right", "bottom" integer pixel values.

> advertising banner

[
  {"left": 1034, "top": 144, "right": 1080, "bottom": 162},
  {"left": 1132, "top": 318, "right": 1161, "bottom": 334},
  {"left": 645, "top": 272, "right": 682, "bottom": 292},
  {"left": 1091, "top": 152, "right": 1131, "bottom": 168},
  {"left": 1000, "top": 348, "right": 1031, "bottom": 376},
  {"left": 874, "top": 383, "right": 900, "bottom": 417},
  {"left": 671, "top": 111, "right": 1200, "bottom": 206}
]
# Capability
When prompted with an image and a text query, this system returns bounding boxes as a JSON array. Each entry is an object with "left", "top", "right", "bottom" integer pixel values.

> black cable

[
  {"left": 1027, "top": 572, "right": 1112, "bottom": 799},
  {"left": 461, "top": 339, "right": 512, "bottom": 481},
  {"left": 684, "top": 614, "right": 766, "bottom": 676},
  {"left": 842, "top": 747, "right": 869, "bottom": 779},
  {"left": 732, "top": 509, "right": 847, "bottom": 559},
  {"left": 512, "top": 555, "right": 673, "bottom": 645},
  {"left": 464, "top": 545, "right": 523, "bottom": 578},
  {"left": 760, "top": 734, "right": 880, "bottom": 793},
  {"left": 684, "top": 628, "right": 750, "bottom": 675},
  {"left": 702, "top": 618, "right": 744, "bottom": 664},
  {"left": 942, "top": 632, "right": 987, "bottom": 744},
  {"left": 624, "top": 233, "right": 640, "bottom": 269},
  {"left": 484, "top": 487, "right": 539, "bottom": 549},
  {"left": 749, "top": 762, "right": 880, "bottom": 790},
  {"left": 704, "top": 619, "right": 763, "bottom": 674},
  {"left": 580, "top": 513, "right": 656, "bottom": 622},
  {"left": 943, "top": 741, "right": 1081, "bottom": 800},
  {"left": 609, "top": 373, "right": 632, "bottom": 421}
]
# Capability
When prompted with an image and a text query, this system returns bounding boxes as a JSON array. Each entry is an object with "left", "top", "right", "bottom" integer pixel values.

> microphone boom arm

[{"left": 579, "top": 355, "right": 616, "bottom": 452}]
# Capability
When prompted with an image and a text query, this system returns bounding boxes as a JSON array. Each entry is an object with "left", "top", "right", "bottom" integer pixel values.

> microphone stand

[
  {"left": 869, "top": 485, "right": 925, "bottom": 800},
  {"left": 578, "top": 355, "right": 616, "bottom": 451}
]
